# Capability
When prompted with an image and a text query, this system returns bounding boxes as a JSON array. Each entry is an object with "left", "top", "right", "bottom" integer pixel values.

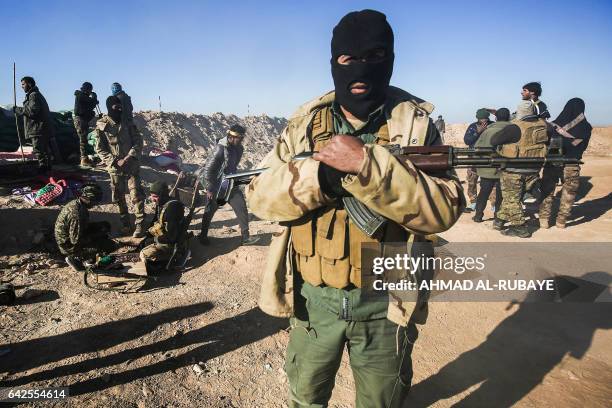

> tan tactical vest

[
  {"left": 498, "top": 118, "right": 548, "bottom": 158},
  {"left": 290, "top": 105, "right": 428, "bottom": 289}
]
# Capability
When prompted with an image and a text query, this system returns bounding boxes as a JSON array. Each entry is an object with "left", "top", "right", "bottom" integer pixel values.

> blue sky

[{"left": 1, "top": 0, "right": 611, "bottom": 124}]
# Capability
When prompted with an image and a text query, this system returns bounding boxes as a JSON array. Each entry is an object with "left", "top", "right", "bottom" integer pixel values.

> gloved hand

[
  {"left": 13, "top": 106, "right": 23, "bottom": 115},
  {"left": 318, "top": 162, "right": 351, "bottom": 198}
]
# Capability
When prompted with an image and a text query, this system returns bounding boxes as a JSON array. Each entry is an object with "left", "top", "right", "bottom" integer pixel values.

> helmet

[
  {"left": 81, "top": 183, "right": 103, "bottom": 203},
  {"left": 149, "top": 181, "right": 169, "bottom": 197}
]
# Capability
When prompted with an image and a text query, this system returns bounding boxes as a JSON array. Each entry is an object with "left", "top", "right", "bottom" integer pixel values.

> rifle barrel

[
  {"left": 453, "top": 156, "right": 581, "bottom": 168},
  {"left": 222, "top": 148, "right": 581, "bottom": 183}
]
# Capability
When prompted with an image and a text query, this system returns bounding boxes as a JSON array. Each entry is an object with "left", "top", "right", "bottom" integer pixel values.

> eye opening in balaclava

[
  {"left": 331, "top": 9, "right": 394, "bottom": 120},
  {"left": 106, "top": 95, "right": 122, "bottom": 122}
]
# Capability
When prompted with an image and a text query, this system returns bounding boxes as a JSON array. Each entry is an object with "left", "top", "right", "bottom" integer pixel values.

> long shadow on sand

[
  {"left": 188, "top": 232, "right": 273, "bottom": 268},
  {"left": 407, "top": 272, "right": 612, "bottom": 407},
  {"left": 566, "top": 193, "right": 612, "bottom": 227},
  {"left": 1, "top": 305, "right": 286, "bottom": 397}
]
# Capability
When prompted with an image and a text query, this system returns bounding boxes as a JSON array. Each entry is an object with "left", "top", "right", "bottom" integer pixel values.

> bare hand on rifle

[
  {"left": 313, "top": 135, "right": 365, "bottom": 174},
  {"left": 116, "top": 155, "right": 133, "bottom": 168}
]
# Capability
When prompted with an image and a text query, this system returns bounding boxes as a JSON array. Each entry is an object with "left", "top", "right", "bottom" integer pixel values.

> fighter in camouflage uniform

[
  {"left": 463, "top": 109, "right": 493, "bottom": 211},
  {"left": 247, "top": 10, "right": 464, "bottom": 408},
  {"left": 496, "top": 101, "right": 547, "bottom": 238},
  {"left": 54, "top": 183, "right": 116, "bottom": 270},
  {"left": 95, "top": 96, "right": 146, "bottom": 238},
  {"left": 139, "top": 181, "right": 188, "bottom": 274}
]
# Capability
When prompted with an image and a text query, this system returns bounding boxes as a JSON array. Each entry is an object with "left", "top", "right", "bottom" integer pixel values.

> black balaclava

[
  {"left": 106, "top": 95, "right": 122, "bottom": 123},
  {"left": 331, "top": 10, "right": 394, "bottom": 120},
  {"left": 81, "top": 82, "right": 93, "bottom": 93}
]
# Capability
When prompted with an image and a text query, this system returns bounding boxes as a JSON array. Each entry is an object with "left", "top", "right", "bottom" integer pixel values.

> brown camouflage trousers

[
  {"left": 497, "top": 171, "right": 527, "bottom": 226},
  {"left": 539, "top": 165, "right": 580, "bottom": 225},
  {"left": 524, "top": 174, "right": 540, "bottom": 194},
  {"left": 467, "top": 167, "right": 496, "bottom": 205},
  {"left": 110, "top": 173, "right": 145, "bottom": 226},
  {"left": 73, "top": 116, "right": 90, "bottom": 158},
  {"left": 466, "top": 167, "right": 479, "bottom": 203}
]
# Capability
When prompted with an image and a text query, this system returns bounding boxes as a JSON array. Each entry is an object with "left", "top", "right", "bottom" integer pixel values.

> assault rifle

[
  {"left": 165, "top": 177, "right": 201, "bottom": 270},
  {"left": 220, "top": 145, "right": 582, "bottom": 237}
]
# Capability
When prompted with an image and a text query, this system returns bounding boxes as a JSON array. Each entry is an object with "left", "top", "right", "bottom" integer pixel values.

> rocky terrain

[
  {"left": 133, "top": 111, "right": 287, "bottom": 169},
  {"left": 0, "top": 112, "right": 610, "bottom": 407}
]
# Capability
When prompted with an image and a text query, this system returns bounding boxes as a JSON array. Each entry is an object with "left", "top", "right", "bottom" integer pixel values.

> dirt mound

[
  {"left": 442, "top": 123, "right": 469, "bottom": 147},
  {"left": 589, "top": 127, "right": 612, "bottom": 156},
  {"left": 133, "top": 111, "right": 287, "bottom": 169},
  {"left": 130, "top": 111, "right": 610, "bottom": 168}
]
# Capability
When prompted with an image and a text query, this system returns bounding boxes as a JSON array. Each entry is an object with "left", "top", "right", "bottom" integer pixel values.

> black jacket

[
  {"left": 203, "top": 137, "right": 243, "bottom": 193},
  {"left": 115, "top": 91, "right": 133, "bottom": 121},
  {"left": 15, "top": 86, "right": 52, "bottom": 139},
  {"left": 74, "top": 90, "right": 98, "bottom": 121}
]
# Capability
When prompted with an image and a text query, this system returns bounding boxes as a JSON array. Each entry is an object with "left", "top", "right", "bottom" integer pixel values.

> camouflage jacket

[
  {"left": 247, "top": 87, "right": 465, "bottom": 327},
  {"left": 94, "top": 115, "right": 142, "bottom": 175},
  {"left": 148, "top": 199, "right": 185, "bottom": 245},
  {"left": 54, "top": 199, "right": 88, "bottom": 255}
]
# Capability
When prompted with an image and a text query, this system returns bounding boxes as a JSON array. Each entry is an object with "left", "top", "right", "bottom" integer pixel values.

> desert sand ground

[{"left": 0, "top": 155, "right": 610, "bottom": 407}]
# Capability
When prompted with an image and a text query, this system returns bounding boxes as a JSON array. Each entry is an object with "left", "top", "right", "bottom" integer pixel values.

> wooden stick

[{"left": 13, "top": 62, "right": 26, "bottom": 162}]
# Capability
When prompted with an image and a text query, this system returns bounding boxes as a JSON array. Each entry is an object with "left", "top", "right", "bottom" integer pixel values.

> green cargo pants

[{"left": 285, "top": 304, "right": 418, "bottom": 408}]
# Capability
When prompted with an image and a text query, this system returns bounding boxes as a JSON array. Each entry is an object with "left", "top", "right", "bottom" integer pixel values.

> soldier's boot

[
  {"left": 80, "top": 156, "right": 94, "bottom": 168},
  {"left": 502, "top": 224, "right": 531, "bottom": 238},
  {"left": 241, "top": 234, "right": 260, "bottom": 246},
  {"left": 492, "top": 218, "right": 505, "bottom": 230},
  {"left": 463, "top": 202, "right": 476, "bottom": 213},
  {"left": 472, "top": 212, "right": 484, "bottom": 223},
  {"left": 555, "top": 217, "right": 567, "bottom": 229},
  {"left": 198, "top": 228, "right": 210, "bottom": 245},
  {"left": 523, "top": 192, "right": 537, "bottom": 204},
  {"left": 132, "top": 223, "right": 146, "bottom": 238},
  {"left": 0, "top": 283, "right": 16, "bottom": 306},
  {"left": 119, "top": 215, "right": 132, "bottom": 236},
  {"left": 65, "top": 255, "right": 84, "bottom": 272}
]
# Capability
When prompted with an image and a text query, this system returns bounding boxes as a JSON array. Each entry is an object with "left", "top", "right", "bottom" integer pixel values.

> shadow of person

[
  {"left": 209, "top": 212, "right": 261, "bottom": 230},
  {"left": 0, "top": 301, "right": 214, "bottom": 378},
  {"left": 14, "top": 289, "right": 60, "bottom": 306},
  {"left": 3, "top": 307, "right": 287, "bottom": 398},
  {"left": 188, "top": 235, "right": 242, "bottom": 267},
  {"left": 0, "top": 208, "right": 61, "bottom": 256},
  {"left": 188, "top": 232, "right": 273, "bottom": 268},
  {"left": 574, "top": 176, "right": 593, "bottom": 202},
  {"left": 566, "top": 193, "right": 612, "bottom": 227},
  {"left": 139, "top": 271, "right": 185, "bottom": 292},
  {"left": 407, "top": 272, "right": 612, "bottom": 407}
]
